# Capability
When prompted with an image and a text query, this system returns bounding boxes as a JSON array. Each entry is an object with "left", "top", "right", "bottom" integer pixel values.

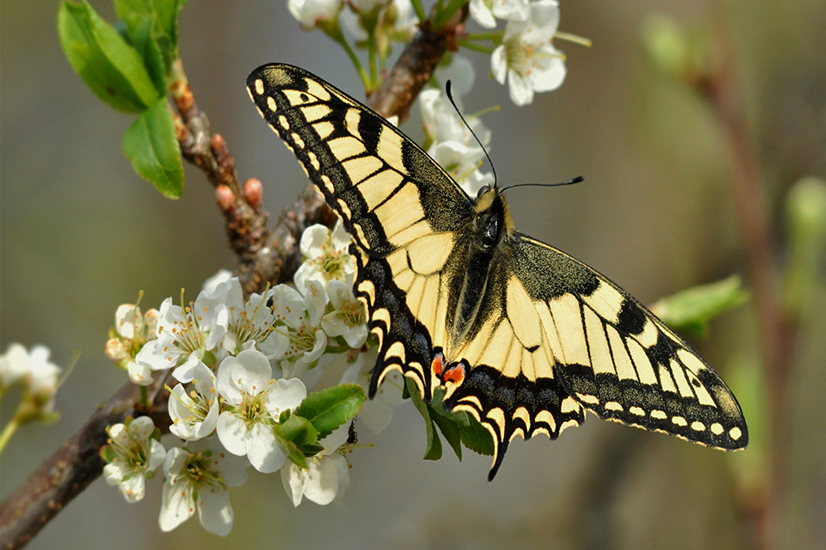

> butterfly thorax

[{"left": 448, "top": 187, "right": 516, "bottom": 353}]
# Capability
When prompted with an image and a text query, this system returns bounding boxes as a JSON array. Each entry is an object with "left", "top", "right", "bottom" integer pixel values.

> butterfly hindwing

[{"left": 509, "top": 235, "right": 748, "bottom": 449}]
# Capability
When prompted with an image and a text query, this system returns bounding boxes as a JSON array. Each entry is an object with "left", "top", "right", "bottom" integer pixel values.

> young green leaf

[
  {"left": 276, "top": 435, "right": 308, "bottom": 470},
  {"left": 651, "top": 274, "right": 749, "bottom": 337},
  {"left": 406, "top": 378, "right": 442, "bottom": 461},
  {"left": 114, "top": 0, "right": 188, "bottom": 70},
  {"left": 294, "top": 384, "right": 365, "bottom": 440},
  {"left": 58, "top": 1, "right": 160, "bottom": 113},
  {"left": 122, "top": 98, "right": 184, "bottom": 198},
  {"left": 127, "top": 15, "right": 167, "bottom": 97},
  {"left": 459, "top": 416, "right": 494, "bottom": 456},
  {"left": 431, "top": 411, "right": 462, "bottom": 461},
  {"left": 277, "top": 414, "right": 320, "bottom": 448},
  {"left": 430, "top": 386, "right": 493, "bottom": 456}
]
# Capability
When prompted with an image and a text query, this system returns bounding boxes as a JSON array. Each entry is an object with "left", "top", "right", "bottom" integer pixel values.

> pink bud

[
  {"left": 216, "top": 185, "right": 235, "bottom": 212},
  {"left": 244, "top": 178, "right": 263, "bottom": 209}
]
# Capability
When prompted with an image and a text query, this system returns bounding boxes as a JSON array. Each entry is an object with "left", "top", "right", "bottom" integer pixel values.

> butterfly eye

[{"left": 477, "top": 185, "right": 490, "bottom": 198}]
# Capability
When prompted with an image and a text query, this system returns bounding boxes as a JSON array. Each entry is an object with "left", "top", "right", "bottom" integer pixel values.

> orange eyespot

[
  {"left": 443, "top": 363, "right": 465, "bottom": 385},
  {"left": 431, "top": 354, "right": 444, "bottom": 377}
]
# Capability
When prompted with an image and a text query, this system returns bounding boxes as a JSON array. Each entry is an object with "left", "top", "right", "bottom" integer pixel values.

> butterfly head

[{"left": 473, "top": 185, "right": 515, "bottom": 250}]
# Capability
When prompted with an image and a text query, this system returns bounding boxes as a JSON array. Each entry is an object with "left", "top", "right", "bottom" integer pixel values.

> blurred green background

[{"left": 2, "top": 0, "right": 824, "bottom": 548}]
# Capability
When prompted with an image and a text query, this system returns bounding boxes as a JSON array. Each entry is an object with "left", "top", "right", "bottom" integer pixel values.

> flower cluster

[{"left": 100, "top": 221, "right": 405, "bottom": 535}]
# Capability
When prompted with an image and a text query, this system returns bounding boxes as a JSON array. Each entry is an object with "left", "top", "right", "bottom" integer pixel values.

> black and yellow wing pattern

[{"left": 247, "top": 63, "right": 748, "bottom": 480}]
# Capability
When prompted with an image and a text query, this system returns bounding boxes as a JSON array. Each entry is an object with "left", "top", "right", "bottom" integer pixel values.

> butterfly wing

[
  {"left": 444, "top": 232, "right": 748, "bottom": 478},
  {"left": 247, "top": 64, "right": 473, "bottom": 398}
]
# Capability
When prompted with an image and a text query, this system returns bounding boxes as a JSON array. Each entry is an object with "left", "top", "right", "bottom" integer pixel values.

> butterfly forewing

[
  {"left": 247, "top": 65, "right": 471, "bottom": 257},
  {"left": 247, "top": 64, "right": 471, "bottom": 398}
]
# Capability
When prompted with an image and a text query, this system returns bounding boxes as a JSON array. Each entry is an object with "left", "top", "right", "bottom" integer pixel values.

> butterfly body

[{"left": 247, "top": 63, "right": 748, "bottom": 480}]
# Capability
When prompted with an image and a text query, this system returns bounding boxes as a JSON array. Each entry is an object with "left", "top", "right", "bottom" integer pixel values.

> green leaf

[
  {"left": 100, "top": 444, "right": 117, "bottom": 462},
  {"left": 651, "top": 274, "right": 749, "bottom": 337},
  {"left": 276, "top": 434, "right": 308, "bottom": 470},
  {"left": 430, "top": 387, "right": 493, "bottom": 456},
  {"left": 277, "top": 414, "right": 319, "bottom": 448},
  {"left": 114, "top": 0, "right": 188, "bottom": 71},
  {"left": 127, "top": 15, "right": 166, "bottom": 97},
  {"left": 459, "top": 416, "right": 494, "bottom": 456},
  {"left": 406, "top": 378, "right": 442, "bottom": 460},
  {"left": 122, "top": 98, "right": 184, "bottom": 197},
  {"left": 431, "top": 411, "right": 462, "bottom": 461},
  {"left": 58, "top": 1, "right": 160, "bottom": 113},
  {"left": 295, "top": 384, "right": 365, "bottom": 440}
]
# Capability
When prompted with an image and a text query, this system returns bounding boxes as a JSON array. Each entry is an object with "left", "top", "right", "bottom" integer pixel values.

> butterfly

[{"left": 247, "top": 63, "right": 748, "bottom": 480}]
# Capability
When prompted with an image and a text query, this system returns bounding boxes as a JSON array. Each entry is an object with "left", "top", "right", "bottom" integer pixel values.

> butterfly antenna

[
  {"left": 445, "top": 81, "right": 498, "bottom": 188},
  {"left": 501, "top": 176, "right": 584, "bottom": 194}
]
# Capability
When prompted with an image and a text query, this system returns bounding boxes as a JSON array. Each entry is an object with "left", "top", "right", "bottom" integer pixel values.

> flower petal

[
  {"left": 266, "top": 378, "right": 308, "bottom": 413},
  {"left": 281, "top": 463, "right": 306, "bottom": 507},
  {"left": 216, "top": 412, "right": 248, "bottom": 456},
  {"left": 303, "top": 457, "right": 340, "bottom": 505},
  {"left": 245, "top": 423, "right": 285, "bottom": 473},
  {"left": 197, "top": 486, "right": 234, "bottom": 536},
  {"left": 159, "top": 475, "right": 195, "bottom": 532}
]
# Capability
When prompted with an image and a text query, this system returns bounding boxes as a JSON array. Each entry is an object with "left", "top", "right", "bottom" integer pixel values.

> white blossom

[
  {"left": 169, "top": 362, "right": 219, "bottom": 441},
  {"left": 159, "top": 437, "right": 248, "bottom": 536},
  {"left": 469, "top": 0, "right": 529, "bottom": 29},
  {"left": 341, "top": 349, "right": 404, "bottom": 434},
  {"left": 0, "top": 343, "right": 61, "bottom": 414},
  {"left": 202, "top": 269, "right": 233, "bottom": 294},
  {"left": 270, "top": 281, "right": 328, "bottom": 373},
  {"left": 420, "top": 88, "right": 494, "bottom": 196},
  {"left": 281, "top": 424, "right": 351, "bottom": 506},
  {"left": 216, "top": 349, "right": 307, "bottom": 473},
  {"left": 218, "top": 278, "right": 287, "bottom": 360},
  {"left": 102, "top": 417, "right": 166, "bottom": 503},
  {"left": 322, "top": 280, "right": 368, "bottom": 349},
  {"left": 294, "top": 220, "right": 355, "bottom": 294},
  {"left": 433, "top": 55, "right": 476, "bottom": 98},
  {"left": 288, "top": 0, "right": 342, "bottom": 29},
  {"left": 136, "top": 285, "right": 229, "bottom": 382},
  {"left": 389, "top": 0, "right": 418, "bottom": 37},
  {"left": 106, "top": 304, "right": 159, "bottom": 386},
  {"left": 491, "top": 0, "right": 566, "bottom": 106}
]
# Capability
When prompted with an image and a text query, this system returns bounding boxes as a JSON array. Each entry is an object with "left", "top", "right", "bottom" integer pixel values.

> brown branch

[
  {"left": 0, "top": 11, "right": 467, "bottom": 548},
  {"left": 368, "top": 7, "right": 468, "bottom": 122},
  {"left": 0, "top": 373, "right": 171, "bottom": 550},
  {"left": 169, "top": 58, "right": 272, "bottom": 283}
]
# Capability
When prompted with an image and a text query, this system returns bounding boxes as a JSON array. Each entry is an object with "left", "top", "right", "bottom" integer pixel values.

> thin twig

[{"left": 706, "top": 5, "right": 797, "bottom": 548}]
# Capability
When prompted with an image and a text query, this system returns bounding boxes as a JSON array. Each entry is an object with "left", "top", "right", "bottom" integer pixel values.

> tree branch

[{"left": 0, "top": 372, "right": 171, "bottom": 549}]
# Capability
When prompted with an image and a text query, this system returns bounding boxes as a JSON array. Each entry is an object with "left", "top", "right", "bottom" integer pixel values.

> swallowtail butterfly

[{"left": 247, "top": 64, "right": 748, "bottom": 480}]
